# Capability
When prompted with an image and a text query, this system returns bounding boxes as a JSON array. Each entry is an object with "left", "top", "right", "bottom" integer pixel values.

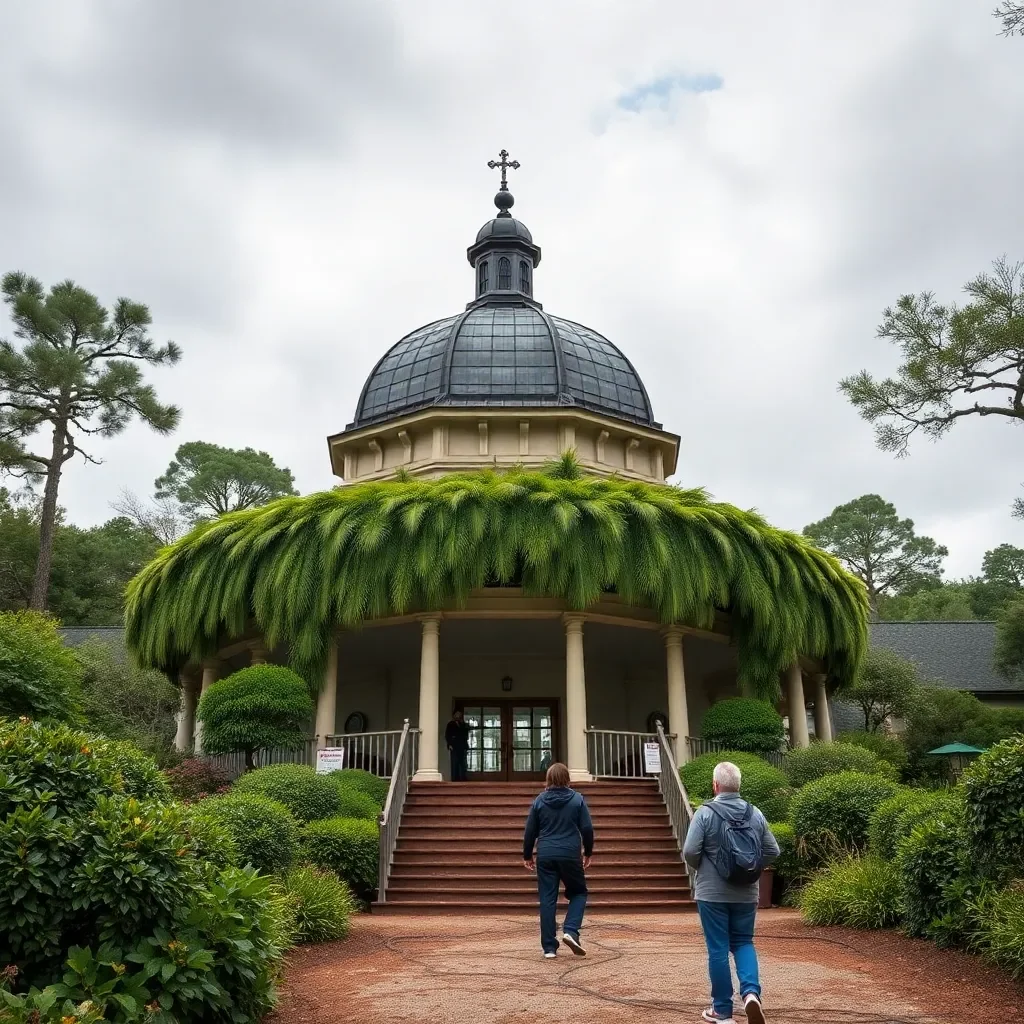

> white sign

[
  {"left": 316, "top": 747, "right": 345, "bottom": 774},
  {"left": 643, "top": 742, "right": 662, "bottom": 775}
]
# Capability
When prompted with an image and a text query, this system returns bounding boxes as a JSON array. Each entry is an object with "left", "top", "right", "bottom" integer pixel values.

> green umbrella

[{"left": 925, "top": 743, "right": 987, "bottom": 756}]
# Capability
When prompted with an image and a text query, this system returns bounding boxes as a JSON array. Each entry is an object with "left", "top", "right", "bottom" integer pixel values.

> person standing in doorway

[
  {"left": 683, "top": 760, "right": 779, "bottom": 1024},
  {"left": 522, "top": 762, "right": 593, "bottom": 959},
  {"left": 445, "top": 709, "right": 469, "bottom": 781}
]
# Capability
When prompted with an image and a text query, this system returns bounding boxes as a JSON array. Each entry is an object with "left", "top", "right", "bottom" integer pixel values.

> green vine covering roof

[{"left": 124, "top": 457, "right": 869, "bottom": 698}]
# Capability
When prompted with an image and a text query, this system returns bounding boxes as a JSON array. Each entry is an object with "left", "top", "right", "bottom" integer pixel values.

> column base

[
  {"left": 568, "top": 769, "right": 593, "bottom": 783},
  {"left": 412, "top": 768, "right": 444, "bottom": 782}
]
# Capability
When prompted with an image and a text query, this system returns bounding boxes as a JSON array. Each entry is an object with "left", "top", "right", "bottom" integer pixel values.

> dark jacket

[
  {"left": 445, "top": 719, "right": 469, "bottom": 751},
  {"left": 522, "top": 786, "right": 594, "bottom": 861}
]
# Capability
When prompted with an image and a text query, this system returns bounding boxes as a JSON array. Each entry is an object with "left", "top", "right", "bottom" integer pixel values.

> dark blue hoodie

[{"left": 522, "top": 786, "right": 594, "bottom": 861}]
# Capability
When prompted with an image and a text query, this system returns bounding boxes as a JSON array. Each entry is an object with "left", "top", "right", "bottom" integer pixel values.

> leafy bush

[
  {"left": 327, "top": 768, "right": 389, "bottom": 808},
  {"left": 281, "top": 866, "right": 354, "bottom": 943},
  {"left": 164, "top": 757, "right": 232, "bottom": 800},
  {"left": 700, "top": 698, "right": 784, "bottom": 754},
  {"left": 181, "top": 805, "right": 241, "bottom": 868},
  {"left": 196, "top": 665, "right": 314, "bottom": 771},
  {"left": 680, "top": 750, "right": 792, "bottom": 821},
  {"left": 97, "top": 739, "right": 171, "bottom": 801},
  {"left": 302, "top": 817, "right": 379, "bottom": 897},
  {"left": 963, "top": 734, "right": 1024, "bottom": 881},
  {"left": 333, "top": 787, "right": 381, "bottom": 821},
  {"left": 0, "top": 610, "right": 82, "bottom": 722},
  {"left": 767, "top": 821, "right": 807, "bottom": 889},
  {"left": 789, "top": 771, "right": 901, "bottom": 861},
  {"left": 233, "top": 763, "right": 341, "bottom": 822},
  {"left": 784, "top": 742, "right": 898, "bottom": 787},
  {"left": 869, "top": 789, "right": 957, "bottom": 862},
  {"left": 190, "top": 792, "right": 301, "bottom": 874},
  {"left": 799, "top": 855, "right": 903, "bottom": 929},
  {"left": 836, "top": 729, "right": 909, "bottom": 775},
  {"left": 972, "top": 882, "right": 1024, "bottom": 979}
]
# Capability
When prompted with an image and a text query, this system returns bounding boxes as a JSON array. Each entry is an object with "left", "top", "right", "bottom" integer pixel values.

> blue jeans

[
  {"left": 536, "top": 858, "right": 587, "bottom": 953},
  {"left": 696, "top": 901, "right": 761, "bottom": 1018}
]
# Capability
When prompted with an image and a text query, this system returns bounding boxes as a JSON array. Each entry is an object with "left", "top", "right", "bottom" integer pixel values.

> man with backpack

[{"left": 683, "top": 760, "right": 780, "bottom": 1024}]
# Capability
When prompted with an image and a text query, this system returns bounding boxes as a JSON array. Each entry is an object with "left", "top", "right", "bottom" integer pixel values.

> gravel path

[{"left": 270, "top": 908, "right": 1024, "bottom": 1023}]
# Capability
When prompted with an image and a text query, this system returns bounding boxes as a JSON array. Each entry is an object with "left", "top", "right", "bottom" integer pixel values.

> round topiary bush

[
  {"left": 97, "top": 738, "right": 172, "bottom": 801},
  {"left": 191, "top": 792, "right": 301, "bottom": 874},
  {"left": 783, "top": 742, "right": 899, "bottom": 787},
  {"left": 233, "top": 763, "right": 341, "bottom": 822},
  {"left": 327, "top": 768, "right": 389, "bottom": 808},
  {"left": 700, "top": 698, "right": 785, "bottom": 754},
  {"left": 868, "top": 789, "right": 958, "bottom": 862},
  {"left": 799, "top": 855, "right": 903, "bottom": 929},
  {"left": 333, "top": 787, "right": 381, "bottom": 821},
  {"left": 680, "top": 750, "right": 792, "bottom": 821},
  {"left": 281, "top": 865, "right": 355, "bottom": 943},
  {"left": 963, "top": 734, "right": 1024, "bottom": 881},
  {"left": 181, "top": 805, "right": 242, "bottom": 868},
  {"left": 302, "top": 816, "right": 379, "bottom": 897},
  {"left": 789, "top": 771, "right": 901, "bottom": 861}
]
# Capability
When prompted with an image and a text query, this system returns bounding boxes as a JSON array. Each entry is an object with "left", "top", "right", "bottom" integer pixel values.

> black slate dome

[{"left": 350, "top": 154, "right": 658, "bottom": 431}]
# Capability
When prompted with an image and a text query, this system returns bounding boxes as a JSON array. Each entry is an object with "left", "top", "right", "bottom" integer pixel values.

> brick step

[
  {"left": 387, "top": 877, "right": 689, "bottom": 893},
  {"left": 373, "top": 898, "right": 696, "bottom": 915},
  {"left": 389, "top": 861, "right": 686, "bottom": 875},
  {"left": 402, "top": 804, "right": 668, "bottom": 817},
  {"left": 411, "top": 783, "right": 658, "bottom": 793},
  {"left": 395, "top": 838, "right": 680, "bottom": 853},
  {"left": 400, "top": 813, "right": 669, "bottom": 828}
]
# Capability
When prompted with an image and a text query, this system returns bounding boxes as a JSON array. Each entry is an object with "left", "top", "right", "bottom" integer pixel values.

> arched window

[
  {"left": 497, "top": 257, "right": 511, "bottom": 289},
  {"left": 478, "top": 260, "right": 489, "bottom": 295},
  {"left": 519, "top": 260, "right": 530, "bottom": 295}
]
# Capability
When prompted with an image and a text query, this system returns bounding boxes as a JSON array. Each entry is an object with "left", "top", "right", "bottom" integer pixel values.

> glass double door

[{"left": 455, "top": 700, "right": 557, "bottom": 781}]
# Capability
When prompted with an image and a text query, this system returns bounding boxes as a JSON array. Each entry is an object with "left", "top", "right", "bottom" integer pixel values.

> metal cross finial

[{"left": 487, "top": 149, "right": 520, "bottom": 191}]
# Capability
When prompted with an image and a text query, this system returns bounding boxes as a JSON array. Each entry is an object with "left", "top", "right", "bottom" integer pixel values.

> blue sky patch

[{"left": 617, "top": 72, "right": 723, "bottom": 111}]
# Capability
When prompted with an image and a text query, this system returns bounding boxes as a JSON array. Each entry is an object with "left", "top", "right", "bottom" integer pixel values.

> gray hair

[{"left": 714, "top": 761, "right": 742, "bottom": 792}]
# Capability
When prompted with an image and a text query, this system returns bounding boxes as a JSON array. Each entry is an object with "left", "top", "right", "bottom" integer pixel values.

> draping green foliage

[{"left": 125, "top": 461, "right": 868, "bottom": 698}]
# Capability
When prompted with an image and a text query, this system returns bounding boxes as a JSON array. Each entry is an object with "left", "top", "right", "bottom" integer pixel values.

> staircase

[{"left": 374, "top": 780, "right": 694, "bottom": 914}]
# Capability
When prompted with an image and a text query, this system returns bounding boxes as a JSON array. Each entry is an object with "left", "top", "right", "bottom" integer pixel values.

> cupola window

[
  {"left": 478, "top": 260, "right": 489, "bottom": 295},
  {"left": 519, "top": 260, "right": 530, "bottom": 295},
  {"left": 497, "top": 257, "right": 511, "bottom": 290}
]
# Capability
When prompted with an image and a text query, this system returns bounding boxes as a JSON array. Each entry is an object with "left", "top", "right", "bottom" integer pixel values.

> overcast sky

[{"left": 2, "top": 0, "right": 1022, "bottom": 579}]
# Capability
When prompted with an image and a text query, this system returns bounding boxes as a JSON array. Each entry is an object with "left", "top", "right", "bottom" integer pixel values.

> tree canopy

[
  {"left": 125, "top": 458, "right": 869, "bottom": 698},
  {"left": 803, "top": 494, "right": 946, "bottom": 615},
  {"left": 846, "top": 647, "right": 921, "bottom": 731},
  {"left": 995, "top": 2, "right": 1024, "bottom": 36},
  {"left": 0, "top": 273, "right": 179, "bottom": 609},
  {"left": 0, "top": 610, "right": 83, "bottom": 722},
  {"left": 840, "top": 258, "right": 1024, "bottom": 518},
  {"left": 154, "top": 441, "right": 297, "bottom": 522}
]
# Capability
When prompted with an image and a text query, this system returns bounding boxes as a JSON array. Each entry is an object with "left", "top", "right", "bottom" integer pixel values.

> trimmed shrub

[
  {"left": 680, "top": 750, "right": 792, "bottom": 821},
  {"left": 334, "top": 787, "right": 381, "bottom": 821},
  {"left": 700, "top": 698, "right": 785, "bottom": 754},
  {"left": 196, "top": 664, "right": 315, "bottom": 771},
  {"left": 869, "top": 789, "right": 958, "bottom": 862},
  {"left": 790, "top": 771, "right": 901, "bottom": 861},
  {"left": 181, "top": 804, "right": 241, "bottom": 868},
  {"left": 799, "top": 855, "right": 903, "bottom": 929},
  {"left": 96, "top": 738, "right": 171, "bottom": 801},
  {"left": 302, "top": 817, "right": 379, "bottom": 897},
  {"left": 0, "top": 609, "right": 83, "bottom": 722},
  {"left": 963, "top": 734, "right": 1024, "bottom": 881},
  {"left": 767, "top": 821, "right": 807, "bottom": 890},
  {"left": 973, "top": 882, "right": 1024, "bottom": 979},
  {"left": 164, "top": 757, "right": 232, "bottom": 800},
  {"left": 783, "top": 742, "right": 898, "bottom": 787},
  {"left": 281, "top": 866, "right": 355, "bottom": 943},
  {"left": 234, "top": 763, "right": 341, "bottom": 823},
  {"left": 836, "top": 729, "right": 909, "bottom": 775},
  {"left": 191, "top": 792, "right": 301, "bottom": 874},
  {"left": 327, "top": 768, "right": 389, "bottom": 808}
]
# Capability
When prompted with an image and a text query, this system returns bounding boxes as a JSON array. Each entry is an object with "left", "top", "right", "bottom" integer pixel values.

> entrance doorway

[{"left": 453, "top": 700, "right": 558, "bottom": 781}]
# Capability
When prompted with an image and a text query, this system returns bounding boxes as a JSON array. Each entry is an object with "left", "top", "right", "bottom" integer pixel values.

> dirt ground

[{"left": 270, "top": 908, "right": 1024, "bottom": 1024}]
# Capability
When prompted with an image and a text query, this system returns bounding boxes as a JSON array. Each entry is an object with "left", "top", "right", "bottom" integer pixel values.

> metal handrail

[
  {"left": 325, "top": 728, "right": 406, "bottom": 777},
  {"left": 587, "top": 727, "right": 665, "bottom": 778},
  {"left": 655, "top": 723, "right": 697, "bottom": 888},
  {"left": 377, "top": 720, "right": 418, "bottom": 904}
]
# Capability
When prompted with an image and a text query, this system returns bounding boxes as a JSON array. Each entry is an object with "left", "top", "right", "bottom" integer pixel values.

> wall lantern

[{"left": 501, "top": 675, "right": 514, "bottom": 692}]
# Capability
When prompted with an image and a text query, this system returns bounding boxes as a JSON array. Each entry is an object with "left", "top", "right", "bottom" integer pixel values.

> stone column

[
  {"left": 173, "top": 671, "right": 199, "bottom": 752},
  {"left": 413, "top": 616, "right": 443, "bottom": 781},
  {"left": 813, "top": 674, "right": 833, "bottom": 743},
  {"left": 193, "top": 660, "right": 220, "bottom": 754},
  {"left": 564, "top": 614, "right": 592, "bottom": 782},
  {"left": 315, "top": 639, "right": 339, "bottom": 743},
  {"left": 250, "top": 642, "right": 269, "bottom": 666},
  {"left": 786, "top": 661, "right": 810, "bottom": 749},
  {"left": 663, "top": 626, "right": 690, "bottom": 764}
]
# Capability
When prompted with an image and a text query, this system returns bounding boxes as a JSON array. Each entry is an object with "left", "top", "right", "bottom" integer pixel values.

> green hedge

[
  {"left": 234, "top": 763, "right": 341, "bottom": 823},
  {"left": 799, "top": 855, "right": 903, "bottom": 929},
  {"left": 327, "top": 768, "right": 389, "bottom": 808},
  {"left": 835, "top": 729, "right": 909, "bottom": 775},
  {"left": 191, "top": 792, "right": 301, "bottom": 874},
  {"left": 700, "top": 698, "right": 785, "bottom": 754},
  {"left": 868, "top": 789, "right": 957, "bottom": 862},
  {"left": 789, "top": 771, "right": 900, "bottom": 861},
  {"left": 302, "top": 817, "right": 379, "bottom": 897},
  {"left": 281, "top": 865, "right": 355, "bottom": 943},
  {"left": 766, "top": 821, "right": 807, "bottom": 892},
  {"left": 334, "top": 787, "right": 381, "bottom": 821},
  {"left": 98, "top": 738, "right": 172, "bottom": 802},
  {"left": 963, "top": 734, "right": 1024, "bottom": 882},
  {"left": 973, "top": 883, "right": 1024, "bottom": 979},
  {"left": 783, "top": 742, "right": 898, "bottom": 787},
  {"left": 680, "top": 750, "right": 792, "bottom": 821}
]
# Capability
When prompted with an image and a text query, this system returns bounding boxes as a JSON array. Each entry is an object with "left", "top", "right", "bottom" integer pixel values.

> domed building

[{"left": 126, "top": 153, "right": 866, "bottom": 909}]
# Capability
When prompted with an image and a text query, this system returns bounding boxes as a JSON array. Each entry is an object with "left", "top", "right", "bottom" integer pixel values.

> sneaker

[
  {"left": 560, "top": 932, "right": 586, "bottom": 957},
  {"left": 701, "top": 1009, "right": 736, "bottom": 1023},
  {"left": 543, "top": 952, "right": 557, "bottom": 959},
  {"left": 743, "top": 994, "right": 765, "bottom": 1024}
]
